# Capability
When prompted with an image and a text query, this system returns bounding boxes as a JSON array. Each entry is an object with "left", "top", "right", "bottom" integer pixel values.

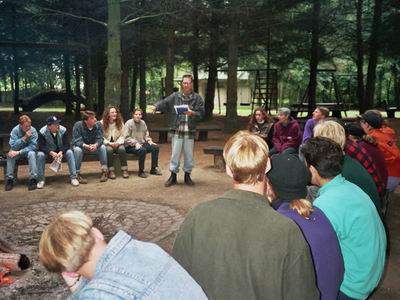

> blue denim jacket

[
  {"left": 71, "top": 231, "right": 208, "bottom": 300},
  {"left": 9, "top": 124, "right": 38, "bottom": 155}
]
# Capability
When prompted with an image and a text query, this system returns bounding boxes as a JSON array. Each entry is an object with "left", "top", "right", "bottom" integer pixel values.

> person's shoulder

[
  {"left": 39, "top": 125, "right": 47, "bottom": 134},
  {"left": 73, "top": 121, "right": 83, "bottom": 128}
]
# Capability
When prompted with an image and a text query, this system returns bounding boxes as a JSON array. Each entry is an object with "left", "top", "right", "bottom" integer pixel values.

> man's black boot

[
  {"left": 164, "top": 172, "right": 177, "bottom": 187},
  {"left": 5, "top": 179, "right": 13, "bottom": 191},
  {"left": 184, "top": 172, "right": 194, "bottom": 186}
]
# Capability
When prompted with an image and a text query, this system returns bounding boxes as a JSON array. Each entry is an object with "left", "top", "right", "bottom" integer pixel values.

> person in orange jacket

[{"left": 359, "top": 110, "right": 400, "bottom": 191}]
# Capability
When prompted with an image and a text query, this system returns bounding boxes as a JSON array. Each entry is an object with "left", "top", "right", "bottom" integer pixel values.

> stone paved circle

[{"left": 0, "top": 198, "right": 184, "bottom": 300}]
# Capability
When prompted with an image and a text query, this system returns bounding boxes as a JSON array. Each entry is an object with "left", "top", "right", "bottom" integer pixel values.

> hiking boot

[
  {"left": 100, "top": 170, "right": 108, "bottom": 182},
  {"left": 150, "top": 167, "right": 162, "bottom": 176},
  {"left": 184, "top": 172, "right": 194, "bottom": 186},
  {"left": 108, "top": 170, "right": 116, "bottom": 179},
  {"left": 37, "top": 181, "right": 45, "bottom": 189},
  {"left": 164, "top": 172, "right": 177, "bottom": 187},
  {"left": 122, "top": 170, "right": 129, "bottom": 178},
  {"left": 138, "top": 170, "right": 148, "bottom": 178},
  {"left": 71, "top": 178, "right": 80, "bottom": 187},
  {"left": 5, "top": 179, "right": 13, "bottom": 191},
  {"left": 28, "top": 179, "right": 37, "bottom": 191},
  {"left": 77, "top": 174, "right": 88, "bottom": 184}
]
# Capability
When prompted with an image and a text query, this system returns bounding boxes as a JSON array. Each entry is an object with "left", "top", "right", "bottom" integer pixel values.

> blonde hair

[
  {"left": 39, "top": 211, "right": 95, "bottom": 273},
  {"left": 223, "top": 130, "right": 269, "bottom": 185},
  {"left": 18, "top": 114, "right": 31, "bottom": 124},
  {"left": 289, "top": 199, "right": 314, "bottom": 219},
  {"left": 313, "top": 120, "right": 346, "bottom": 149}
]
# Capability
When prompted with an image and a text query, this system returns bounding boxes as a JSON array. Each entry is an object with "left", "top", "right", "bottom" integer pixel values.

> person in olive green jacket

[{"left": 172, "top": 131, "right": 319, "bottom": 300}]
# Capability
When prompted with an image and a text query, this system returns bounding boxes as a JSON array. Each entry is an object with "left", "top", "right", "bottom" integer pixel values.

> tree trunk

[
  {"left": 130, "top": 56, "right": 138, "bottom": 111},
  {"left": 120, "top": 51, "right": 130, "bottom": 121},
  {"left": 104, "top": 0, "right": 122, "bottom": 107},
  {"left": 97, "top": 60, "right": 106, "bottom": 116},
  {"left": 307, "top": 0, "right": 321, "bottom": 116},
  {"left": 11, "top": 4, "right": 19, "bottom": 114},
  {"left": 355, "top": 0, "right": 365, "bottom": 112},
  {"left": 139, "top": 54, "right": 147, "bottom": 120},
  {"left": 204, "top": 2, "right": 221, "bottom": 120},
  {"left": 64, "top": 52, "right": 73, "bottom": 115},
  {"left": 75, "top": 56, "right": 82, "bottom": 120},
  {"left": 224, "top": 16, "right": 239, "bottom": 133},
  {"left": 365, "top": 0, "right": 383, "bottom": 110},
  {"left": 83, "top": 50, "right": 93, "bottom": 110},
  {"left": 392, "top": 63, "right": 400, "bottom": 107},
  {"left": 165, "top": 26, "right": 175, "bottom": 97},
  {"left": 191, "top": 26, "right": 199, "bottom": 93}
]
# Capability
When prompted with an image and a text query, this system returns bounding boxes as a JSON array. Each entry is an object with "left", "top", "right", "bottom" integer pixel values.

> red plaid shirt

[{"left": 345, "top": 139, "right": 385, "bottom": 195}]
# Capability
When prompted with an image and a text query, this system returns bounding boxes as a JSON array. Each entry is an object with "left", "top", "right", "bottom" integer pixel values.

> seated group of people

[
  {"left": 249, "top": 106, "right": 400, "bottom": 199},
  {"left": 39, "top": 129, "right": 389, "bottom": 299},
  {"left": 4, "top": 107, "right": 161, "bottom": 191}
]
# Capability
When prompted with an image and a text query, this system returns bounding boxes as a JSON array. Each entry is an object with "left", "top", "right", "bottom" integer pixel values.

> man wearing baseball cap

[
  {"left": 37, "top": 115, "right": 79, "bottom": 188},
  {"left": 359, "top": 110, "right": 400, "bottom": 191}
]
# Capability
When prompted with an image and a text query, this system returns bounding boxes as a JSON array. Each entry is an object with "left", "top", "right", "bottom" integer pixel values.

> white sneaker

[
  {"left": 71, "top": 178, "right": 80, "bottom": 187},
  {"left": 37, "top": 181, "right": 45, "bottom": 189}
]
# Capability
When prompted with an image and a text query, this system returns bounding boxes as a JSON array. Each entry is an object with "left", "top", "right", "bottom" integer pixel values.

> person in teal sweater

[{"left": 301, "top": 137, "right": 386, "bottom": 300}]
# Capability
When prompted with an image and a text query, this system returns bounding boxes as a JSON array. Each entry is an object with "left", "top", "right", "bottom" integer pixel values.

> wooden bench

[
  {"left": 290, "top": 103, "right": 349, "bottom": 118},
  {"left": 203, "top": 146, "right": 225, "bottom": 170},
  {"left": 383, "top": 100, "right": 399, "bottom": 118},
  {"left": 0, "top": 152, "right": 138, "bottom": 180},
  {"left": 150, "top": 125, "right": 222, "bottom": 144}
]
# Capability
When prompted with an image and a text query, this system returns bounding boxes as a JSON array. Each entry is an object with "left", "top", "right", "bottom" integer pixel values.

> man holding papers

[{"left": 150, "top": 74, "right": 205, "bottom": 187}]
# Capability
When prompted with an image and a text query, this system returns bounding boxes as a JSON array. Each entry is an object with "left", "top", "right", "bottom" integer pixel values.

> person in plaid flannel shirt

[{"left": 344, "top": 138, "right": 385, "bottom": 197}]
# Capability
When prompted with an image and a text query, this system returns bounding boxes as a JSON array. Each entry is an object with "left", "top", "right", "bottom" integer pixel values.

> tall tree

[
  {"left": 355, "top": 0, "right": 365, "bottom": 111},
  {"left": 364, "top": 0, "right": 383, "bottom": 111}
]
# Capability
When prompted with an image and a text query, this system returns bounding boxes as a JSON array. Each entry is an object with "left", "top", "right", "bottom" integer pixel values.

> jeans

[
  {"left": 37, "top": 149, "right": 77, "bottom": 182},
  {"left": 73, "top": 145, "right": 108, "bottom": 173},
  {"left": 387, "top": 176, "right": 400, "bottom": 191},
  {"left": 170, "top": 136, "right": 194, "bottom": 173},
  {"left": 6, "top": 150, "right": 38, "bottom": 180},
  {"left": 337, "top": 291, "right": 358, "bottom": 300},
  {"left": 106, "top": 145, "right": 128, "bottom": 171},
  {"left": 126, "top": 143, "right": 159, "bottom": 172}
]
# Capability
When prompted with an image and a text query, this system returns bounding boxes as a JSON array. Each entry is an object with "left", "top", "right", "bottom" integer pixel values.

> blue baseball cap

[{"left": 47, "top": 115, "right": 62, "bottom": 125}]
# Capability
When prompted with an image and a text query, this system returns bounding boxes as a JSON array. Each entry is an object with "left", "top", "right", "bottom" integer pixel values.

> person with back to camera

[
  {"left": 266, "top": 153, "right": 344, "bottom": 300},
  {"left": 248, "top": 107, "right": 274, "bottom": 149},
  {"left": 39, "top": 210, "right": 208, "bottom": 300},
  {"left": 172, "top": 130, "right": 319, "bottom": 300},
  {"left": 300, "top": 137, "right": 386, "bottom": 300},
  {"left": 100, "top": 106, "right": 129, "bottom": 179}
]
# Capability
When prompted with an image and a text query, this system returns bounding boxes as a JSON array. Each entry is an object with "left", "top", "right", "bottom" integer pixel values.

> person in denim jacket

[
  {"left": 39, "top": 210, "right": 208, "bottom": 300},
  {"left": 5, "top": 114, "right": 38, "bottom": 191}
]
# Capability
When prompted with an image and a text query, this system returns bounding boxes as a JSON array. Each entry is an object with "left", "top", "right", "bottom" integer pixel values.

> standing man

[
  {"left": 172, "top": 131, "right": 319, "bottom": 299},
  {"left": 5, "top": 115, "right": 38, "bottom": 191},
  {"left": 71, "top": 111, "right": 108, "bottom": 183},
  {"left": 37, "top": 116, "right": 79, "bottom": 188},
  {"left": 124, "top": 108, "right": 162, "bottom": 178},
  {"left": 150, "top": 74, "right": 204, "bottom": 187}
]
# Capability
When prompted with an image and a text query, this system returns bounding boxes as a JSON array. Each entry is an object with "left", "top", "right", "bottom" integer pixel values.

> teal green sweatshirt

[{"left": 314, "top": 175, "right": 386, "bottom": 299}]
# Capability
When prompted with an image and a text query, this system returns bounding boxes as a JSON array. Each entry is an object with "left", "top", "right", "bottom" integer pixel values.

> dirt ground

[{"left": 0, "top": 112, "right": 399, "bottom": 299}]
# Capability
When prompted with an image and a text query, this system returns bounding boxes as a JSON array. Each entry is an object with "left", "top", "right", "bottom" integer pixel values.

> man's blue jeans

[
  {"left": 170, "top": 136, "right": 194, "bottom": 174},
  {"left": 37, "top": 149, "right": 77, "bottom": 182},
  {"left": 126, "top": 143, "right": 159, "bottom": 172},
  {"left": 6, "top": 150, "right": 38, "bottom": 180},
  {"left": 73, "top": 145, "right": 108, "bottom": 173}
]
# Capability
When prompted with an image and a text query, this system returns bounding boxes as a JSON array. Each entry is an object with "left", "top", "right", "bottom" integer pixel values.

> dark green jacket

[{"left": 172, "top": 189, "right": 319, "bottom": 300}]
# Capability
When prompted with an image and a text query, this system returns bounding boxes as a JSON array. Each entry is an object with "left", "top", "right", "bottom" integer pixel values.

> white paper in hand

[
  {"left": 49, "top": 157, "right": 62, "bottom": 173},
  {"left": 174, "top": 104, "right": 189, "bottom": 115}
]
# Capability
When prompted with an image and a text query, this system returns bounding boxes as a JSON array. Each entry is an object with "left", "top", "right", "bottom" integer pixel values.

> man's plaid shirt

[{"left": 345, "top": 139, "right": 385, "bottom": 195}]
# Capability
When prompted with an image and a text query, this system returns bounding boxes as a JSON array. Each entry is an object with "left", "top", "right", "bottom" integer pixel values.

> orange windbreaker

[{"left": 370, "top": 127, "right": 400, "bottom": 177}]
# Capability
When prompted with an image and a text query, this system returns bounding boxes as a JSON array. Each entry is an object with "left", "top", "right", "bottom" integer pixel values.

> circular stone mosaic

[{"left": 0, "top": 199, "right": 184, "bottom": 299}]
